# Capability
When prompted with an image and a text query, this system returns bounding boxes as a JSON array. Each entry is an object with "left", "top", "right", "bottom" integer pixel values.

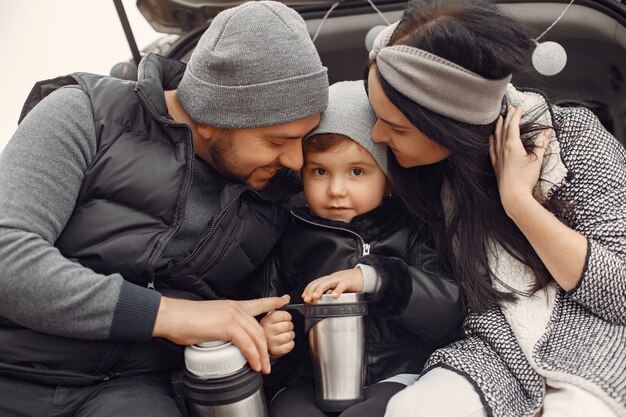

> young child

[{"left": 260, "top": 81, "right": 465, "bottom": 417}]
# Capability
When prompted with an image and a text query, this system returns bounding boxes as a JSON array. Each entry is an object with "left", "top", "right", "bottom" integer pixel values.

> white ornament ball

[
  {"left": 365, "top": 25, "right": 388, "bottom": 52},
  {"left": 532, "top": 41, "right": 567, "bottom": 76}
]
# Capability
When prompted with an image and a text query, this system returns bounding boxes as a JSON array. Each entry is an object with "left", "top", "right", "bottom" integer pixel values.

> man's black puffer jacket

[
  {"left": 261, "top": 197, "right": 466, "bottom": 389},
  {"left": 0, "top": 54, "right": 300, "bottom": 386}
]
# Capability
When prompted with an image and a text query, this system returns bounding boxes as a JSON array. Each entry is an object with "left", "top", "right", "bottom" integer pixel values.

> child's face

[{"left": 302, "top": 141, "right": 387, "bottom": 223}]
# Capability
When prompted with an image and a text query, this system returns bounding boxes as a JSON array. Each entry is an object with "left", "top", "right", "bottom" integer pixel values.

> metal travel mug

[
  {"left": 183, "top": 341, "right": 268, "bottom": 417},
  {"left": 286, "top": 293, "right": 368, "bottom": 412}
]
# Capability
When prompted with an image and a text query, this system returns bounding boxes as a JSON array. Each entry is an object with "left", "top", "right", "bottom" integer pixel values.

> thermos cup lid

[
  {"left": 314, "top": 292, "right": 365, "bottom": 304},
  {"left": 185, "top": 341, "right": 247, "bottom": 379},
  {"left": 283, "top": 293, "right": 368, "bottom": 333},
  {"left": 284, "top": 292, "right": 368, "bottom": 319}
]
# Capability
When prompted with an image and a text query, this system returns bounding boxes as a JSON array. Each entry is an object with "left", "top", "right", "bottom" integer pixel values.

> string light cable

[
  {"left": 312, "top": 0, "right": 392, "bottom": 43},
  {"left": 531, "top": 0, "right": 575, "bottom": 76}
]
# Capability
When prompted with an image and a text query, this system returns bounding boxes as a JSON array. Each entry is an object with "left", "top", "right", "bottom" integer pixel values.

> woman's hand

[
  {"left": 489, "top": 106, "right": 552, "bottom": 215},
  {"left": 489, "top": 106, "right": 588, "bottom": 291},
  {"left": 260, "top": 310, "right": 295, "bottom": 358},
  {"left": 302, "top": 268, "right": 364, "bottom": 303}
]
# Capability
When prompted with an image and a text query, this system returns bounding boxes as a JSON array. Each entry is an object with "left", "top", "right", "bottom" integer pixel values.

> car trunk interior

[{"left": 134, "top": 0, "right": 626, "bottom": 146}]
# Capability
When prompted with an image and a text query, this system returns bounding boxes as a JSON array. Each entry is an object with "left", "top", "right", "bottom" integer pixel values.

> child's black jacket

[{"left": 260, "top": 197, "right": 465, "bottom": 388}]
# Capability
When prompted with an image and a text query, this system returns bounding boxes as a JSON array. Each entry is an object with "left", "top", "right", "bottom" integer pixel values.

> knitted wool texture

[
  {"left": 178, "top": 1, "right": 328, "bottom": 128},
  {"left": 306, "top": 80, "right": 387, "bottom": 175},
  {"left": 425, "top": 94, "right": 626, "bottom": 417},
  {"left": 370, "top": 21, "right": 511, "bottom": 125}
]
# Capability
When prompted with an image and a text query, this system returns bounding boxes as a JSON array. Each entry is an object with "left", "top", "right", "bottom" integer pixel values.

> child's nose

[{"left": 328, "top": 177, "right": 347, "bottom": 197}]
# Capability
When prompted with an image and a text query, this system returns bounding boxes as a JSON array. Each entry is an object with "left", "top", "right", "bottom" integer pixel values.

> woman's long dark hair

[{"left": 373, "top": 0, "right": 558, "bottom": 312}]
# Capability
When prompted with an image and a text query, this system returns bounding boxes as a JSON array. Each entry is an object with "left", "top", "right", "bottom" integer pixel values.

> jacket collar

[
  {"left": 134, "top": 53, "right": 186, "bottom": 119},
  {"left": 291, "top": 196, "right": 413, "bottom": 241},
  {"left": 505, "top": 85, "right": 568, "bottom": 201}
]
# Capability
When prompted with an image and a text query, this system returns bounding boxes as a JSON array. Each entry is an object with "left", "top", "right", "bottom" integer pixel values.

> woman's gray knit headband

[{"left": 369, "top": 22, "right": 512, "bottom": 125}]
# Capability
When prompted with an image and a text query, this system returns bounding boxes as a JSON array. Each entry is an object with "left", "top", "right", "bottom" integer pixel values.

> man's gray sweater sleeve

[{"left": 0, "top": 86, "right": 160, "bottom": 341}]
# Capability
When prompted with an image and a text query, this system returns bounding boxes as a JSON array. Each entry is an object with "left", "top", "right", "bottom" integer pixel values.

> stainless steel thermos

[
  {"left": 183, "top": 341, "right": 268, "bottom": 417},
  {"left": 287, "top": 292, "right": 368, "bottom": 412}
]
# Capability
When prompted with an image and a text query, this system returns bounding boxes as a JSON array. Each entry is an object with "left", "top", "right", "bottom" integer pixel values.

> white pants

[{"left": 383, "top": 368, "right": 618, "bottom": 417}]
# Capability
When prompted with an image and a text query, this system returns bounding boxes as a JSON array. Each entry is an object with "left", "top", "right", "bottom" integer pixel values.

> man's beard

[{"left": 207, "top": 130, "right": 249, "bottom": 185}]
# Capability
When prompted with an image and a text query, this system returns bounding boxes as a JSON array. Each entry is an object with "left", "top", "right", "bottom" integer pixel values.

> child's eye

[
  {"left": 313, "top": 168, "right": 326, "bottom": 176},
  {"left": 352, "top": 168, "right": 364, "bottom": 176}
]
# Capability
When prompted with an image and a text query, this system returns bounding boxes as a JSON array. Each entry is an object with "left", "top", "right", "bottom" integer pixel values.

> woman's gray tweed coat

[{"left": 424, "top": 90, "right": 626, "bottom": 417}]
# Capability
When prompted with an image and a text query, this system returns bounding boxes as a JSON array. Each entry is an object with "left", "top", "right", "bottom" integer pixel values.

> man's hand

[
  {"left": 260, "top": 310, "right": 295, "bottom": 358},
  {"left": 152, "top": 295, "right": 290, "bottom": 374},
  {"left": 302, "top": 268, "right": 364, "bottom": 303}
]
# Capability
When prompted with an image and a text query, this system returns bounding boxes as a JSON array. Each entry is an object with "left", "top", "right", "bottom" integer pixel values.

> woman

[{"left": 364, "top": 0, "right": 626, "bottom": 416}]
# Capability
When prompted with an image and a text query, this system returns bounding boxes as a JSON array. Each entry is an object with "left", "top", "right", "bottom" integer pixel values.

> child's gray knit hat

[
  {"left": 177, "top": 1, "right": 329, "bottom": 129},
  {"left": 307, "top": 80, "right": 387, "bottom": 175}
]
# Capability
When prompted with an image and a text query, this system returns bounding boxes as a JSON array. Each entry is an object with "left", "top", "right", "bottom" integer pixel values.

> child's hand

[
  {"left": 260, "top": 310, "right": 295, "bottom": 358},
  {"left": 302, "top": 268, "right": 364, "bottom": 303}
]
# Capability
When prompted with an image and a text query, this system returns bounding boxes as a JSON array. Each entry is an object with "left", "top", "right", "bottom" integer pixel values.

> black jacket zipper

[
  {"left": 290, "top": 210, "right": 371, "bottom": 256},
  {"left": 134, "top": 86, "right": 195, "bottom": 289},
  {"left": 156, "top": 189, "right": 245, "bottom": 278}
]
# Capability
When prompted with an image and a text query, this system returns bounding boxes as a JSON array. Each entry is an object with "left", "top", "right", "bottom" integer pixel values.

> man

[{"left": 0, "top": 1, "right": 328, "bottom": 415}]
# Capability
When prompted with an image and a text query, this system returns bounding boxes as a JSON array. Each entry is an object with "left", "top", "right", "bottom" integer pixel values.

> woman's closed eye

[{"left": 390, "top": 126, "right": 405, "bottom": 135}]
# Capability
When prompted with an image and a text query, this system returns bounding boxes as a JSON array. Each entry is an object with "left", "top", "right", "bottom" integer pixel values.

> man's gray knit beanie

[
  {"left": 307, "top": 80, "right": 387, "bottom": 176},
  {"left": 177, "top": 1, "right": 329, "bottom": 129}
]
